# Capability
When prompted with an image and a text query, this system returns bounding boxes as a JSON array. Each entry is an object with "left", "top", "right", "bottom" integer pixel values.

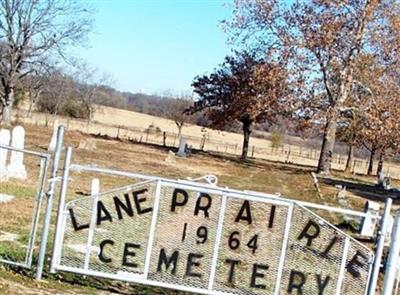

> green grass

[{"left": 0, "top": 182, "right": 37, "bottom": 199}]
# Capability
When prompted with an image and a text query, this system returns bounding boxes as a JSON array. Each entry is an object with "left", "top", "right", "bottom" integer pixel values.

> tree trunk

[
  {"left": 200, "top": 136, "right": 206, "bottom": 151},
  {"left": 367, "top": 148, "right": 376, "bottom": 175},
  {"left": 163, "top": 132, "right": 167, "bottom": 147},
  {"left": 2, "top": 104, "right": 12, "bottom": 126},
  {"left": 345, "top": 142, "right": 354, "bottom": 173},
  {"left": 317, "top": 116, "right": 338, "bottom": 174},
  {"left": 377, "top": 151, "right": 385, "bottom": 176},
  {"left": 28, "top": 96, "right": 34, "bottom": 118},
  {"left": 87, "top": 106, "right": 93, "bottom": 124},
  {"left": 241, "top": 121, "right": 252, "bottom": 160},
  {"left": 176, "top": 123, "right": 183, "bottom": 138},
  {"left": 1, "top": 88, "right": 15, "bottom": 126}
]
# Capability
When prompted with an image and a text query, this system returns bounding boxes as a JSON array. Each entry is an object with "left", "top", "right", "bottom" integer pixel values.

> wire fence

[{"left": 15, "top": 109, "right": 400, "bottom": 179}]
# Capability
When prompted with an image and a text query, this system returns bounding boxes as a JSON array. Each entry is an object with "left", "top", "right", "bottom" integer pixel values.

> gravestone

[
  {"left": 176, "top": 136, "right": 187, "bottom": 157},
  {"left": 78, "top": 138, "right": 97, "bottom": 150},
  {"left": 337, "top": 186, "right": 348, "bottom": 207},
  {"left": 0, "top": 129, "right": 11, "bottom": 181},
  {"left": 378, "top": 172, "right": 392, "bottom": 190},
  {"left": 165, "top": 150, "right": 176, "bottom": 163},
  {"left": 0, "top": 194, "right": 14, "bottom": 203},
  {"left": 360, "top": 201, "right": 380, "bottom": 237},
  {"left": 48, "top": 120, "right": 60, "bottom": 151},
  {"left": 7, "top": 126, "right": 27, "bottom": 180}
]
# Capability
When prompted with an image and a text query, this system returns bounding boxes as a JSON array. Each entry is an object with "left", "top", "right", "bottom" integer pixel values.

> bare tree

[
  {"left": 38, "top": 69, "right": 73, "bottom": 116},
  {"left": 71, "top": 61, "right": 106, "bottom": 123},
  {"left": 21, "top": 62, "right": 52, "bottom": 116},
  {"left": 226, "top": 0, "right": 400, "bottom": 174},
  {"left": 164, "top": 97, "right": 193, "bottom": 138},
  {"left": 0, "top": 0, "right": 93, "bottom": 125}
]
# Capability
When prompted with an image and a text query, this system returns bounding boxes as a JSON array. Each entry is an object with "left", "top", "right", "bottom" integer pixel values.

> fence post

[
  {"left": 116, "top": 125, "right": 121, "bottom": 139},
  {"left": 163, "top": 132, "right": 166, "bottom": 147},
  {"left": 50, "top": 146, "right": 72, "bottom": 274},
  {"left": 382, "top": 210, "right": 400, "bottom": 295},
  {"left": 395, "top": 266, "right": 400, "bottom": 295},
  {"left": 36, "top": 126, "right": 64, "bottom": 280},
  {"left": 368, "top": 198, "right": 393, "bottom": 295},
  {"left": 83, "top": 178, "right": 100, "bottom": 270}
]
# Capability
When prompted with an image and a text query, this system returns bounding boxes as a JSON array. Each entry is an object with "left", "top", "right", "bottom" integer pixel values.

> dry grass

[
  {"left": 0, "top": 122, "right": 390, "bottom": 294},
  {"left": 22, "top": 123, "right": 323, "bottom": 203},
  {"left": 16, "top": 104, "right": 400, "bottom": 179}
]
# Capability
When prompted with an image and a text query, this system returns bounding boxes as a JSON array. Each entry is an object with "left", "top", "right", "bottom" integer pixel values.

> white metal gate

[{"left": 51, "top": 148, "right": 374, "bottom": 295}]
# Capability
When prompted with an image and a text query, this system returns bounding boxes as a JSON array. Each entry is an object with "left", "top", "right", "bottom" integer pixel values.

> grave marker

[
  {"left": 48, "top": 120, "right": 60, "bottom": 151},
  {"left": 7, "top": 126, "right": 27, "bottom": 180},
  {"left": 0, "top": 129, "right": 11, "bottom": 181},
  {"left": 176, "top": 137, "right": 187, "bottom": 157}
]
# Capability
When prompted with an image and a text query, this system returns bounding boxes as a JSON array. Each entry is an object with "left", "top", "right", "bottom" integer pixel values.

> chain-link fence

[{"left": 51, "top": 157, "right": 374, "bottom": 295}]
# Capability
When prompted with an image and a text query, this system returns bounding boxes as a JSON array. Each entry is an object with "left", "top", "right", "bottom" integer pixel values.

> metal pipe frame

[
  {"left": 382, "top": 210, "right": 400, "bottom": 295},
  {"left": 36, "top": 126, "right": 65, "bottom": 280},
  {"left": 367, "top": 198, "right": 393, "bottom": 295},
  {"left": 51, "top": 168, "right": 375, "bottom": 295},
  {"left": 50, "top": 145, "right": 72, "bottom": 274},
  {"left": 0, "top": 141, "right": 50, "bottom": 269},
  {"left": 69, "top": 164, "right": 380, "bottom": 221}
]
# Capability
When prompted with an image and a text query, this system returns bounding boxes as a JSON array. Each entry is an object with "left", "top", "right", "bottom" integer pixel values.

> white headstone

[
  {"left": 7, "top": 126, "right": 27, "bottom": 180},
  {"left": 176, "top": 136, "right": 187, "bottom": 157},
  {"left": 360, "top": 201, "right": 380, "bottom": 237},
  {"left": 0, "top": 129, "right": 11, "bottom": 181},
  {"left": 78, "top": 138, "right": 97, "bottom": 150},
  {"left": 165, "top": 150, "right": 176, "bottom": 163},
  {"left": 48, "top": 120, "right": 60, "bottom": 151}
]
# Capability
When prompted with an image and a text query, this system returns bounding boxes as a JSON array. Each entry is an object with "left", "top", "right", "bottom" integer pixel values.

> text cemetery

[{"left": 64, "top": 183, "right": 371, "bottom": 294}]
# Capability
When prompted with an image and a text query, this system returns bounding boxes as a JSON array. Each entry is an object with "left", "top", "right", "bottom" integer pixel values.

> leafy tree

[
  {"left": 226, "top": 0, "right": 400, "bottom": 174},
  {"left": 358, "top": 84, "right": 400, "bottom": 176},
  {"left": 336, "top": 54, "right": 380, "bottom": 173},
  {"left": 190, "top": 52, "right": 288, "bottom": 160},
  {"left": 0, "top": 0, "right": 93, "bottom": 125},
  {"left": 270, "top": 129, "right": 283, "bottom": 150},
  {"left": 338, "top": 54, "right": 400, "bottom": 176},
  {"left": 337, "top": 110, "right": 360, "bottom": 173}
]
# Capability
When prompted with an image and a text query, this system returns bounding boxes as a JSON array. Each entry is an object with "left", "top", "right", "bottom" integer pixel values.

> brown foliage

[
  {"left": 190, "top": 51, "right": 288, "bottom": 160},
  {"left": 337, "top": 53, "right": 400, "bottom": 174},
  {"left": 226, "top": 0, "right": 400, "bottom": 173}
]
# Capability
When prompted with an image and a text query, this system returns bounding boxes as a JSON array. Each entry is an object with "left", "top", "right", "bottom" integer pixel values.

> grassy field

[
  {"left": 0, "top": 123, "right": 395, "bottom": 294},
  {"left": 15, "top": 104, "right": 400, "bottom": 178}
]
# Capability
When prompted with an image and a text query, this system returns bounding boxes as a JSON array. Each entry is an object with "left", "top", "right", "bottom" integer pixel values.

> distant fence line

[{"left": 15, "top": 110, "right": 400, "bottom": 179}]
